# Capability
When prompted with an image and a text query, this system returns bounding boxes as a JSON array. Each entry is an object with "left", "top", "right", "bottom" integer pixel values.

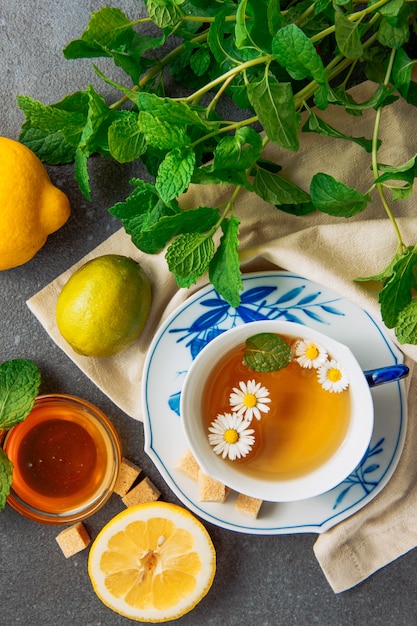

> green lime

[{"left": 56, "top": 254, "right": 151, "bottom": 358}]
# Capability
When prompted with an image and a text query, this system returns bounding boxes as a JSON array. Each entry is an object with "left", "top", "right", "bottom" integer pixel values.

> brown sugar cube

[
  {"left": 235, "top": 493, "right": 263, "bottom": 519},
  {"left": 55, "top": 522, "right": 91, "bottom": 558},
  {"left": 175, "top": 448, "right": 200, "bottom": 482},
  {"left": 122, "top": 476, "right": 161, "bottom": 507},
  {"left": 197, "top": 470, "right": 229, "bottom": 503},
  {"left": 113, "top": 457, "right": 142, "bottom": 496}
]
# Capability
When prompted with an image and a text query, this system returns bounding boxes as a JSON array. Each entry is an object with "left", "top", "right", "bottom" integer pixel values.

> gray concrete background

[{"left": 1, "top": 2, "right": 417, "bottom": 625}]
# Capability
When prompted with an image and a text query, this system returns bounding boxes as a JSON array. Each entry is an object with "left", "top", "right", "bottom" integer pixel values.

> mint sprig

[
  {"left": 243, "top": 333, "right": 292, "bottom": 373},
  {"left": 15, "top": 1, "right": 417, "bottom": 343},
  {"left": 0, "top": 359, "right": 41, "bottom": 511},
  {"left": 0, "top": 448, "right": 13, "bottom": 511}
]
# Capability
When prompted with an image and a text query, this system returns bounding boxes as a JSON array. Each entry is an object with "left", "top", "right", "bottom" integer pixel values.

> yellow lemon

[
  {"left": 88, "top": 502, "right": 216, "bottom": 622},
  {"left": 0, "top": 136, "right": 70, "bottom": 270},
  {"left": 56, "top": 254, "right": 151, "bottom": 358}
]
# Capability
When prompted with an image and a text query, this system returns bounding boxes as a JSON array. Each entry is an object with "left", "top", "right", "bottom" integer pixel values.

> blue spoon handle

[{"left": 363, "top": 364, "right": 409, "bottom": 387}]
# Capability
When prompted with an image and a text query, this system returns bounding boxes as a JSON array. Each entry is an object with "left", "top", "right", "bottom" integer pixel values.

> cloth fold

[{"left": 27, "top": 81, "right": 417, "bottom": 592}]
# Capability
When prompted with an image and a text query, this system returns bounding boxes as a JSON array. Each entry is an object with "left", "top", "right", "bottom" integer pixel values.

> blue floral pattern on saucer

[{"left": 142, "top": 272, "right": 407, "bottom": 535}]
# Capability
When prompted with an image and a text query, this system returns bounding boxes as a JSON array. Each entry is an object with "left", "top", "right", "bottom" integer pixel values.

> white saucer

[{"left": 142, "top": 272, "right": 407, "bottom": 534}]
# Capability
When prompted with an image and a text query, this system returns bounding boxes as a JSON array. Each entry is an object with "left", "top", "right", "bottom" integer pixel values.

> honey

[
  {"left": 2, "top": 395, "right": 121, "bottom": 521},
  {"left": 201, "top": 337, "right": 351, "bottom": 481}
]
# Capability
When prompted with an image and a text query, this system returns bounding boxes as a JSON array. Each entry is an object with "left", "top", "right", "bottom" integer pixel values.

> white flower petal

[{"left": 207, "top": 412, "right": 255, "bottom": 460}]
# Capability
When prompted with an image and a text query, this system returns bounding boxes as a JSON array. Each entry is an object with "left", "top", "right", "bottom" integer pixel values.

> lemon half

[{"left": 88, "top": 502, "right": 216, "bottom": 622}]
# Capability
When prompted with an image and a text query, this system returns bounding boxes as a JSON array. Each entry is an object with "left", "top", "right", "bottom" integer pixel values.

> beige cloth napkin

[{"left": 27, "top": 81, "right": 417, "bottom": 592}]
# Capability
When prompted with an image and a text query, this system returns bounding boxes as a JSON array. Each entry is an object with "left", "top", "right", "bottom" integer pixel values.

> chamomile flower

[
  {"left": 318, "top": 359, "right": 349, "bottom": 393},
  {"left": 208, "top": 412, "right": 255, "bottom": 461},
  {"left": 294, "top": 339, "right": 328, "bottom": 369},
  {"left": 229, "top": 379, "right": 271, "bottom": 421}
]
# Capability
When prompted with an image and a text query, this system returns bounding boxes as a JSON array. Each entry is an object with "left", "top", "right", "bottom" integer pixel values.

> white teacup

[{"left": 180, "top": 320, "right": 374, "bottom": 502}]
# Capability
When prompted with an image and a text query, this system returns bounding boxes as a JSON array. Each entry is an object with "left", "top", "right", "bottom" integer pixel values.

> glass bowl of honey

[
  {"left": 1, "top": 394, "right": 122, "bottom": 524},
  {"left": 180, "top": 320, "right": 374, "bottom": 502}
]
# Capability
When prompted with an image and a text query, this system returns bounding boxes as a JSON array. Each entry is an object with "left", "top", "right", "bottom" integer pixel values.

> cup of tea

[
  {"left": 1, "top": 394, "right": 122, "bottom": 524},
  {"left": 180, "top": 320, "right": 374, "bottom": 502}
]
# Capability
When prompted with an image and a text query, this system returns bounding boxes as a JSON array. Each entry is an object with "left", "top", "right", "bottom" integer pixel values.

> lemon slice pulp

[{"left": 88, "top": 502, "right": 216, "bottom": 622}]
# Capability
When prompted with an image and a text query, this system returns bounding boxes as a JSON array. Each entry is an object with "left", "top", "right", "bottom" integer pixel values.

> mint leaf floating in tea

[
  {"left": 243, "top": 333, "right": 292, "bottom": 373},
  {"left": 0, "top": 448, "right": 13, "bottom": 510},
  {"left": 0, "top": 359, "right": 41, "bottom": 430}
]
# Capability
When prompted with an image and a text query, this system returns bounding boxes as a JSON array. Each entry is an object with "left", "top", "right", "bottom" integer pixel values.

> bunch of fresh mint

[
  {"left": 0, "top": 359, "right": 41, "bottom": 510},
  {"left": 16, "top": 0, "right": 417, "bottom": 342}
]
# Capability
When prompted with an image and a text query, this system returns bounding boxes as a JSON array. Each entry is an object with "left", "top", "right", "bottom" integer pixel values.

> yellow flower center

[
  {"left": 305, "top": 344, "right": 319, "bottom": 360},
  {"left": 328, "top": 367, "right": 342, "bottom": 382},
  {"left": 224, "top": 429, "right": 239, "bottom": 444},
  {"left": 243, "top": 393, "right": 257, "bottom": 408}
]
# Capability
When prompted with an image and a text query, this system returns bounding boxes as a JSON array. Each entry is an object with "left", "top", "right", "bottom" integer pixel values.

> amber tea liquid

[
  {"left": 4, "top": 398, "right": 114, "bottom": 514},
  {"left": 202, "top": 337, "right": 351, "bottom": 481}
]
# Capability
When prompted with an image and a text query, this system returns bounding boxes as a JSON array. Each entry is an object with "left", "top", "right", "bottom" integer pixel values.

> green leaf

[
  {"left": 135, "top": 206, "right": 220, "bottom": 254},
  {"left": 209, "top": 216, "right": 242, "bottom": 308},
  {"left": 254, "top": 164, "right": 311, "bottom": 205},
  {"left": 63, "top": 6, "right": 159, "bottom": 83},
  {"left": 0, "top": 448, "right": 13, "bottom": 511},
  {"left": 310, "top": 173, "right": 370, "bottom": 217},
  {"left": 334, "top": 8, "right": 364, "bottom": 59},
  {"left": 377, "top": 14, "right": 411, "bottom": 50},
  {"left": 166, "top": 232, "right": 215, "bottom": 287},
  {"left": 267, "top": 0, "right": 283, "bottom": 36},
  {"left": 272, "top": 23, "right": 326, "bottom": 83},
  {"left": 190, "top": 45, "right": 211, "bottom": 76},
  {"left": 138, "top": 111, "right": 190, "bottom": 149},
  {"left": 145, "top": 0, "right": 183, "bottom": 28},
  {"left": 246, "top": 76, "right": 299, "bottom": 151},
  {"left": 213, "top": 127, "right": 262, "bottom": 171},
  {"left": 0, "top": 359, "right": 41, "bottom": 430},
  {"left": 392, "top": 47, "right": 414, "bottom": 99},
  {"left": 378, "top": 246, "right": 417, "bottom": 328},
  {"left": 68, "top": 7, "right": 134, "bottom": 50},
  {"left": 155, "top": 146, "right": 196, "bottom": 203},
  {"left": 302, "top": 108, "right": 374, "bottom": 153},
  {"left": 137, "top": 92, "right": 213, "bottom": 129},
  {"left": 74, "top": 147, "right": 91, "bottom": 201},
  {"left": 235, "top": 0, "right": 273, "bottom": 53},
  {"left": 243, "top": 333, "right": 292, "bottom": 373},
  {"left": 108, "top": 113, "right": 146, "bottom": 163},
  {"left": 396, "top": 298, "right": 417, "bottom": 344},
  {"left": 17, "top": 93, "right": 88, "bottom": 164},
  {"left": 355, "top": 249, "right": 410, "bottom": 283}
]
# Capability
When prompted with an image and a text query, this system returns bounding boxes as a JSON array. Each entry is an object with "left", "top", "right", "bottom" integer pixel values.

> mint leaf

[
  {"left": 18, "top": 93, "right": 88, "bottom": 164},
  {"left": 0, "top": 359, "right": 41, "bottom": 430},
  {"left": 135, "top": 206, "right": 220, "bottom": 254},
  {"left": 155, "top": 147, "right": 196, "bottom": 203},
  {"left": 334, "top": 8, "right": 364, "bottom": 59},
  {"left": 63, "top": 7, "right": 158, "bottom": 83},
  {"left": 272, "top": 24, "right": 326, "bottom": 83},
  {"left": 213, "top": 127, "right": 262, "bottom": 171},
  {"left": 243, "top": 333, "right": 292, "bottom": 373},
  {"left": 166, "top": 232, "right": 215, "bottom": 288},
  {"left": 378, "top": 246, "right": 417, "bottom": 328},
  {"left": 310, "top": 173, "right": 370, "bottom": 217},
  {"left": 355, "top": 249, "right": 410, "bottom": 283},
  {"left": 302, "top": 109, "right": 374, "bottom": 153},
  {"left": 108, "top": 113, "right": 146, "bottom": 163},
  {"left": 137, "top": 93, "right": 213, "bottom": 129},
  {"left": 146, "top": 0, "right": 183, "bottom": 28},
  {"left": 138, "top": 112, "right": 190, "bottom": 149},
  {"left": 209, "top": 216, "right": 242, "bottom": 308},
  {"left": 396, "top": 298, "right": 417, "bottom": 344},
  {"left": 246, "top": 76, "right": 299, "bottom": 151},
  {"left": 0, "top": 448, "right": 13, "bottom": 511},
  {"left": 254, "top": 164, "right": 311, "bottom": 205}
]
